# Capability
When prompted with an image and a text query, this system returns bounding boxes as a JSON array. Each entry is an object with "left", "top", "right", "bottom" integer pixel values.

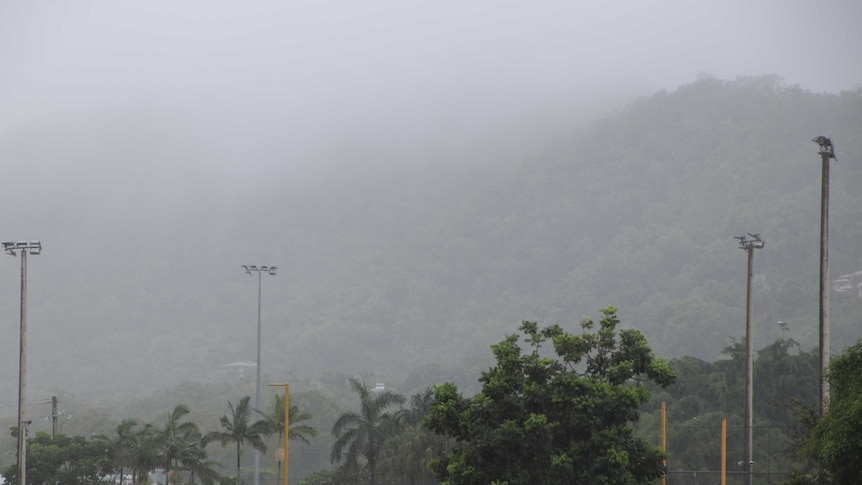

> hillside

[{"left": 1, "top": 75, "right": 860, "bottom": 409}]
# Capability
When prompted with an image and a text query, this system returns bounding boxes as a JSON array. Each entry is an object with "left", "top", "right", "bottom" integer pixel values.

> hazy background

[{"left": 1, "top": 0, "right": 861, "bottom": 415}]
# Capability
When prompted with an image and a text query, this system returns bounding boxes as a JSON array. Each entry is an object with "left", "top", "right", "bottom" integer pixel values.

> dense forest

[{"left": 1, "top": 76, "right": 861, "bottom": 482}]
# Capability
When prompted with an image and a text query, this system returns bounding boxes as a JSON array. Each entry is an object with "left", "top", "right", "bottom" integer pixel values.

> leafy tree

[
  {"left": 330, "top": 377, "right": 406, "bottom": 485},
  {"left": 204, "top": 396, "right": 269, "bottom": 484},
  {"left": 3, "top": 432, "right": 111, "bottom": 485},
  {"left": 754, "top": 338, "right": 818, "bottom": 427},
  {"left": 425, "top": 307, "right": 676, "bottom": 485},
  {"left": 795, "top": 340, "right": 862, "bottom": 483},
  {"left": 635, "top": 337, "right": 819, "bottom": 481}
]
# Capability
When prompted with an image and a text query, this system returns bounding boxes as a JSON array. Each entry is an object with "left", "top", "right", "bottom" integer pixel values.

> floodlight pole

[
  {"left": 3, "top": 240, "right": 42, "bottom": 485},
  {"left": 242, "top": 265, "right": 277, "bottom": 485},
  {"left": 737, "top": 233, "right": 764, "bottom": 485},
  {"left": 813, "top": 136, "right": 836, "bottom": 416}
]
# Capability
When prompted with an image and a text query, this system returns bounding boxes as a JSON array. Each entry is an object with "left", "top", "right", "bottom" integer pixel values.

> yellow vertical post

[
  {"left": 661, "top": 402, "right": 667, "bottom": 485},
  {"left": 721, "top": 418, "right": 727, "bottom": 485},
  {"left": 269, "top": 383, "right": 290, "bottom": 485}
]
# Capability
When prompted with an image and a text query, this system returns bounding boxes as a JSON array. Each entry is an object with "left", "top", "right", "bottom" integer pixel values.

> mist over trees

[
  {"left": 1, "top": 76, "right": 861, "bottom": 481},
  {"left": 4, "top": 75, "right": 860, "bottom": 400}
]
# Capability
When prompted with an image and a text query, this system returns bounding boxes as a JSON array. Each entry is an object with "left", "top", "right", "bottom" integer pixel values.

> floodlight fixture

[
  {"left": 735, "top": 233, "right": 765, "bottom": 251},
  {"left": 812, "top": 136, "right": 836, "bottom": 160},
  {"left": 242, "top": 265, "right": 277, "bottom": 276},
  {"left": 3, "top": 241, "right": 41, "bottom": 257}
]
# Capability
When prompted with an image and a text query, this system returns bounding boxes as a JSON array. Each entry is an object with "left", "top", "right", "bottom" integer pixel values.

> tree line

[
  {"left": 3, "top": 395, "right": 316, "bottom": 485},
  {"left": 6, "top": 306, "right": 862, "bottom": 484}
]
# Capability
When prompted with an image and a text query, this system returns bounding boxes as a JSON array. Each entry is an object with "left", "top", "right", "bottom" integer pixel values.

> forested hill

[
  {"left": 2, "top": 75, "right": 861, "bottom": 402},
  {"left": 271, "top": 75, "right": 862, "bottom": 375},
  {"left": 452, "top": 75, "right": 862, "bottom": 362}
]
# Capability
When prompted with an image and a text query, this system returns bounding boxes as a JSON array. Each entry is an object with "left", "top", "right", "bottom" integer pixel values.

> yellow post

[
  {"left": 269, "top": 383, "right": 290, "bottom": 485},
  {"left": 661, "top": 402, "right": 667, "bottom": 485},
  {"left": 721, "top": 418, "right": 727, "bottom": 485}
]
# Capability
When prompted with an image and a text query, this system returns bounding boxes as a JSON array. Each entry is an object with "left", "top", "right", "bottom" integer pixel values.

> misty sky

[
  {"left": 2, "top": 0, "right": 860, "bottom": 168},
  {"left": 1, "top": 1, "right": 861, "bottom": 404},
  {"left": 2, "top": 0, "right": 861, "bottom": 250}
]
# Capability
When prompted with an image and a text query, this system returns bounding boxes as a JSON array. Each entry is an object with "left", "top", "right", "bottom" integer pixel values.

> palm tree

[
  {"left": 397, "top": 387, "right": 433, "bottom": 429},
  {"left": 100, "top": 419, "right": 159, "bottom": 485},
  {"left": 255, "top": 394, "right": 318, "bottom": 485},
  {"left": 106, "top": 419, "right": 138, "bottom": 483},
  {"left": 204, "top": 396, "right": 269, "bottom": 484},
  {"left": 156, "top": 404, "right": 203, "bottom": 485},
  {"left": 330, "top": 378, "right": 405, "bottom": 485},
  {"left": 179, "top": 435, "right": 221, "bottom": 485},
  {"left": 105, "top": 419, "right": 156, "bottom": 485}
]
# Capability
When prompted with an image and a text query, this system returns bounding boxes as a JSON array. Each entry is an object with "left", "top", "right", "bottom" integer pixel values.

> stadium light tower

[
  {"left": 242, "top": 264, "right": 277, "bottom": 485},
  {"left": 813, "top": 136, "right": 836, "bottom": 416},
  {"left": 3, "top": 240, "right": 42, "bottom": 485},
  {"left": 736, "top": 233, "right": 764, "bottom": 485}
]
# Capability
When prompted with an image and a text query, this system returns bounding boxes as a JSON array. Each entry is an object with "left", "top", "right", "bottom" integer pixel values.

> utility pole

[
  {"left": 736, "top": 233, "right": 764, "bottom": 485},
  {"left": 813, "top": 136, "right": 836, "bottom": 416},
  {"left": 242, "top": 264, "right": 277, "bottom": 485},
  {"left": 52, "top": 395, "right": 58, "bottom": 439},
  {"left": 3, "top": 240, "right": 42, "bottom": 485}
]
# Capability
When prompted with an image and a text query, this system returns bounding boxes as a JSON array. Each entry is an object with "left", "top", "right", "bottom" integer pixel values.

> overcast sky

[
  {"left": 2, "top": 0, "right": 861, "bottom": 288},
  {"left": 2, "top": 0, "right": 860, "bottom": 166}
]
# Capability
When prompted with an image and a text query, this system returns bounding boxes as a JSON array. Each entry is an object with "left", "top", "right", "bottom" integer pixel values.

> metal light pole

[
  {"left": 736, "top": 233, "right": 764, "bottom": 485},
  {"left": 3, "top": 240, "right": 42, "bottom": 485},
  {"left": 813, "top": 136, "right": 836, "bottom": 416},
  {"left": 242, "top": 264, "right": 277, "bottom": 485}
]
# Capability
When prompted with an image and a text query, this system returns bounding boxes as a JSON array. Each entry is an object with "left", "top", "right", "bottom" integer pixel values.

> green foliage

[
  {"left": 330, "top": 378, "right": 406, "bottom": 485},
  {"left": 377, "top": 388, "right": 454, "bottom": 485},
  {"left": 638, "top": 337, "right": 819, "bottom": 479},
  {"left": 255, "top": 393, "right": 318, "bottom": 446},
  {"left": 254, "top": 393, "right": 317, "bottom": 485},
  {"left": 103, "top": 419, "right": 160, "bottom": 485},
  {"left": 424, "top": 307, "right": 675, "bottom": 484},
  {"left": 797, "top": 340, "right": 862, "bottom": 483},
  {"left": 3, "top": 432, "right": 111, "bottom": 485},
  {"left": 203, "top": 396, "right": 269, "bottom": 484}
]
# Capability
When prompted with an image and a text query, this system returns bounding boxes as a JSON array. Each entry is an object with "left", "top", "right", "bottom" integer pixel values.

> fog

[
  {"left": 1, "top": 0, "right": 861, "bottom": 407},
  {"left": 4, "top": 1, "right": 860, "bottom": 167}
]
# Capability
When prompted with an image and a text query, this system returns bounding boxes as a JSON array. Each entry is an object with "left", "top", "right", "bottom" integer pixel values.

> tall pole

[
  {"left": 736, "top": 233, "right": 764, "bottom": 485},
  {"left": 51, "top": 395, "right": 58, "bottom": 440},
  {"left": 744, "top": 242, "right": 754, "bottom": 485},
  {"left": 813, "top": 136, "right": 836, "bottom": 416},
  {"left": 242, "top": 265, "right": 277, "bottom": 485},
  {"left": 721, "top": 418, "right": 727, "bottom": 485},
  {"left": 661, "top": 401, "right": 666, "bottom": 485},
  {"left": 3, "top": 240, "right": 42, "bottom": 485},
  {"left": 255, "top": 269, "right": 262, "bottom": 485},
  {"left": 18, "top": 249, "right": 28, "bottom": 485}
]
